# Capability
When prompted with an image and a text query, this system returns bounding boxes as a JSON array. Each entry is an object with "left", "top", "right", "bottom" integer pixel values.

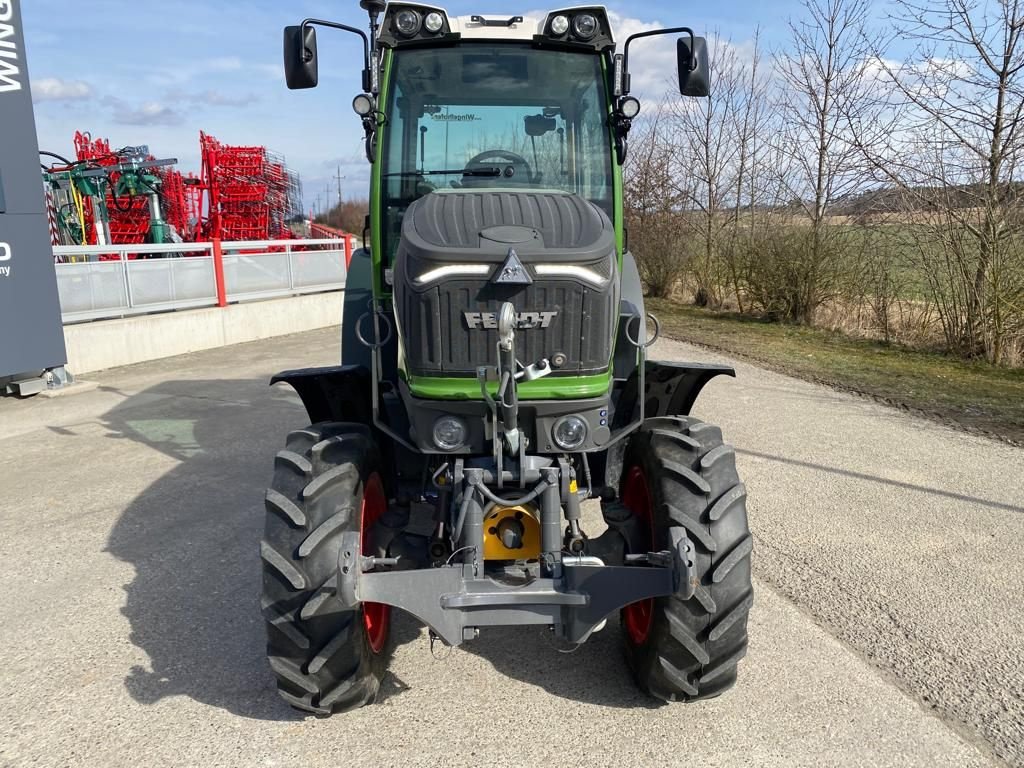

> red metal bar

[
  {"left": 344, "top": 234, "right": 353, "bottom": 268},
  {"left": 212, "top": 238, "right": 227, "bottom": 307}
]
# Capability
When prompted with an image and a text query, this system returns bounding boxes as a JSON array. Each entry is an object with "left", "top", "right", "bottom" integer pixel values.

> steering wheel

[{"left": 463, "top": 149, "right": 534, "bottom": 186}]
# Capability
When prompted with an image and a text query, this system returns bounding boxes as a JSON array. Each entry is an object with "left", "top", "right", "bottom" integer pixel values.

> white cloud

[
  {"left": 32, "top": 77, "right": 93, "bottom": 102},
  {"left": 104, "top": 98, "right": 185, "bottom": 127},
  {"left": 164, "top": 88, "right": 261, "bottom": 108}
]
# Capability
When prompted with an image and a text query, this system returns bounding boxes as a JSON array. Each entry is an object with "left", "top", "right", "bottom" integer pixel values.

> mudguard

[
  {"left": 643, "top": 360, "right": 735, "bottom": 417},
  {"left": 270, "top": 365, "right": 372, "bottom": 425},
  {"left": 597, "top": 360, "right": 735, "bottom": 489}
]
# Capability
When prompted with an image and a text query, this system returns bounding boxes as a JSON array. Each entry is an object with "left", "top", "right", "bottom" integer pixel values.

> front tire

[
  {"left": 616, "top": 415, "right": 753, "bottom": 701},
  {"left": 261, "top": 423, "right": 390, "bottom": 714}
]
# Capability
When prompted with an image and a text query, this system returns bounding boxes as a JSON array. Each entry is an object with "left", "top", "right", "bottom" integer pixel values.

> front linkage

[{"left": 336, "top": 300, "right": 700, "bottom": 646}]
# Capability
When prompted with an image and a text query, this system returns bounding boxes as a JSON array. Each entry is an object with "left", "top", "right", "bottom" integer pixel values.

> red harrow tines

[
  {"left": 159, "top": 169, "right": 190, "bottom": 241},
  {"left": 54, "top": 131, "right": 304, "bottom": 248},
  {"left": 73, "top": 132, "right": 159, "bottom": 247},
  {"left": 200, "top": 131, "right": 301, "bottom": 242}
]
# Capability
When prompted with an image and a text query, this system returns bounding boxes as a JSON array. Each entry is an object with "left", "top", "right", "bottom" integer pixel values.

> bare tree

[
  {"left": 664, "top": 33, "right": 773, "bottom": 309},
  {"left": 866, "top": 0, "right": 1024, "bottom": 363},
  {"left": 624, "top": 109, "right": 693, "bottom": 297},
  {"left": 772, "top": 0, "right": 877, "bottom": 323}
]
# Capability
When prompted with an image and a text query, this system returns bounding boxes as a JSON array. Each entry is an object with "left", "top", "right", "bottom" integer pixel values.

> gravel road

[{"left": 0, "top": 328, "right": 1019, "bottom": 767}]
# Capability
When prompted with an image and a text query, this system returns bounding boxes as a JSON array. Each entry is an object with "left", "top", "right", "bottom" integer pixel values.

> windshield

[{"left": 380, "top": 44, "right": 614, "bottom": 261}]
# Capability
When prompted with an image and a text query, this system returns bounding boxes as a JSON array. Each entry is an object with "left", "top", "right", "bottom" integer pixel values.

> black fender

[
  {"left": 270, "top": 365, "right": 372, "bottom": 426},
  {"left": 642, "top": 360, "right": 735, "bottom": 417},
  {"left": 610, "top": 359, "right": 735, "bottom": 428},
  {"left": 596, "top": 360, "right": 735, "bottom": 491}
]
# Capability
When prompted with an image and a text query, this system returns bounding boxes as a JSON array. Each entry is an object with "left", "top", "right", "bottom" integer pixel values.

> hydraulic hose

[
  {"left": 39, "top": 150, "right": 74, "bottom": 166},
  {"left": 451, "top": 477, "right": 552, "bottom": 547},
  {"left": 473, "top": 478, "right": 549, "bottom": 508}
]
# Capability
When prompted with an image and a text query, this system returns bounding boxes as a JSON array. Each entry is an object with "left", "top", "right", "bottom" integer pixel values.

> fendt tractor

[{"left": 263, "top": 1, "right": 753, "bottom": 713}]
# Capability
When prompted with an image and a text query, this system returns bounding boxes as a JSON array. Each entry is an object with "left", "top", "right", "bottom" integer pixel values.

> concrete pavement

[{"left": 0, "top": 328, "right": 1017, "bottom": 767}]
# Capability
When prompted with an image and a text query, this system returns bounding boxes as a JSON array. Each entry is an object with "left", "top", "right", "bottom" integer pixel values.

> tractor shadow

[
  {"left": 100, "top": 377, "right": 419, "bottom": 721},
  {"left": 458, "top": 623, "right": 662, "bottom": 709}
]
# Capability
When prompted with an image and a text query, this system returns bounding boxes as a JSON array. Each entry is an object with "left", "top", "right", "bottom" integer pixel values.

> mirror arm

[
  {"left": 300, "top": 18, "right": 374, "bottom": 94},
  {"left": 620, "top": 26, "right": 695, "bottom": 96}
]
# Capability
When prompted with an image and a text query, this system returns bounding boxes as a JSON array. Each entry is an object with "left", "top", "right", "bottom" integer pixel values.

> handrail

[
  {"left": 54, "top": 237, "right": 350, "bottom": 324},
  {"left": 52, "top": 238, "right": 348, "bottom": 259}
]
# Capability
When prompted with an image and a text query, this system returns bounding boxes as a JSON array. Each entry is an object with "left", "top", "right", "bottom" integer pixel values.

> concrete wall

[{"left": 64, "top": 292, "right": 343, "bottom": 374}]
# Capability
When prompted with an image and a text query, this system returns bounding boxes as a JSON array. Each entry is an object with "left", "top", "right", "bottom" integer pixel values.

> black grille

[
  {"left": 399, "top": 280, "right": 616, "bottom": 377},
  {"left": 393, "top": 190, "right": 619, "bottom": 378}
]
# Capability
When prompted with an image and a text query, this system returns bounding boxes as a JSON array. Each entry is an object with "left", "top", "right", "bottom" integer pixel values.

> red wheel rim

[
  {"left": 622, "top": 466, "right": 655, "bottom": 645},
  {"left": 361, "top": 473, "right": 390, "bottom": 654}
]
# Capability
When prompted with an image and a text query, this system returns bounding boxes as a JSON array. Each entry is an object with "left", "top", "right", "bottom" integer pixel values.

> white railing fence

[{"left": 53, "top": 238, "right": 349, "bottom": 324}]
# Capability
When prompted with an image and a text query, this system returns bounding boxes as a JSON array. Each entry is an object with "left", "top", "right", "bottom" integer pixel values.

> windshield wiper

[{"left": 383, "top": 168, "right": 502, "bottom": 178}]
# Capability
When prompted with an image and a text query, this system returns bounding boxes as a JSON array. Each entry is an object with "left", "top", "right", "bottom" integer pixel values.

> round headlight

[
  {"left": 433, "top": 416, "right": 468, "bottom": 451},
  {"left": 572, "top": 13, "right": 599, "bottom": 40},
  {"left": 552, "top": 415, "right": 588, "bottom": 451},
  {"left": 394, "top": 9, "right": 421, "bottom": 37},
  {"left": 550, "top": 14, "right": 570, "bottom": 36},
  {"left": 423, "top": 11, "right": 444, "bottom": 33},
  {"left": 619, "top": 96, "right": 641, "bottom": 119},
  {"left": 352, "top": 93, "right": 375, "bottom": 116}
]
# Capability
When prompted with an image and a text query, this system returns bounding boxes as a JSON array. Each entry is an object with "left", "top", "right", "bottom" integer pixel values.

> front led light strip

[
  {"left": 415, "top": 264, "right": 491, "bottom": 285},
  {"left": 534, "top": 264, "right": 608, "bottom": 285}
]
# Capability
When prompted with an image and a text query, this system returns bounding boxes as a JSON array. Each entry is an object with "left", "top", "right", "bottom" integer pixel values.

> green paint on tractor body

[{"left": 406, "top": 371, "right": 613, "bottom": 401}]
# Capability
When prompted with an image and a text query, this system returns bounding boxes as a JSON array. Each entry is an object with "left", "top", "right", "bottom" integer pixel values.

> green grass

[{"left": 648, "top": 298, "right": 1024, "bottom": 445}]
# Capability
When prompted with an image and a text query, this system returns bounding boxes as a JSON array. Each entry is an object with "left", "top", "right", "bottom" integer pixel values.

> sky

[{"left": 22, "top": 0, "right": 809, "bottom": 213}]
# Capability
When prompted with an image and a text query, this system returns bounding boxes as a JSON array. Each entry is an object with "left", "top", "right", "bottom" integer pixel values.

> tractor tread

[
  {"left": 311, "top": 433, "right": 370, "bottom": 465},
  {"left": 298, "top": 507, "right": 353, "bottom": 557},
  {"left": 302, "top": 464, "right": 358, "bottom": 503},
  {"left": 261, "top": 542, "right": 307, "bottom": 590},
  {"left": 688, "top": 422, "right": 721, "bottom": 440},
  {"left": 665, "top": 505, "right": 718, "bottom": 552},
  {"left": 712, "top": 535, "right": 754, "bottom": 583},
  {"left": 276, "top": 688, "right": 330, "bottom": 715},
  {"left": 708, "top": 483, "right": 747, "bottom": 522},
  {"left": 275, "top": 450, "right": 312, "bottom": 477},
  {"left": 262, "top": 605, "right": 311, "bottom": 650},
  {"left": 699, "top": 645, "right": 748, "bottom": 684},
  {"left": 300, "top": 576, "right": 339, "bottom": 620},
  {"left": 286, "top": 428, "right": 322, "bottom": 445},
  {"left": 665, "top": 607, "right": 711, "bottom": 664},
  {"left": 308, "top": 624, "right": 354, "bottom": 675},
  {"left": 265, "top": 488, "right": 306, "bottom": 528},
  {"left": 319, "top": 675, "right": 371, "bottom": 710},
  {"left": 708, "top": 591, "right": 754, "bottom": 642},
  {"left": 649, "top": 428, "right": 702, "bottom": 451},
  {"left": 642, "top": 416, "right": 694, "bottom": 432},
  {"left": 690, "top": 584, "right": 717, "bottom": 613},
  {"left": 700, "top": 444, "right": 733, "bottom": 472},
  {"left": 657, "top": 655, "right": 699, "bottom": 697},
  {"left": 662, "top": 460, "right": 712, "bottom": 495},
  {"left": 268, "top": 656, "right": 319, "bottom": 694}
]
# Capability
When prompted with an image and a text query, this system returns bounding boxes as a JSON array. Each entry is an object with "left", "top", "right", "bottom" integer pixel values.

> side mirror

[
  {"left": 678, "top": 36, "right": 710, "bottom": 97},
  {"left": 284, "top": 25, "right": 318, "bottom": 90}
]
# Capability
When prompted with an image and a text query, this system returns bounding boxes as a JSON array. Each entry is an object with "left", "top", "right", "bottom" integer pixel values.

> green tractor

[{"left": 264, "top": 2, "right": 752, "bottom": 713}]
